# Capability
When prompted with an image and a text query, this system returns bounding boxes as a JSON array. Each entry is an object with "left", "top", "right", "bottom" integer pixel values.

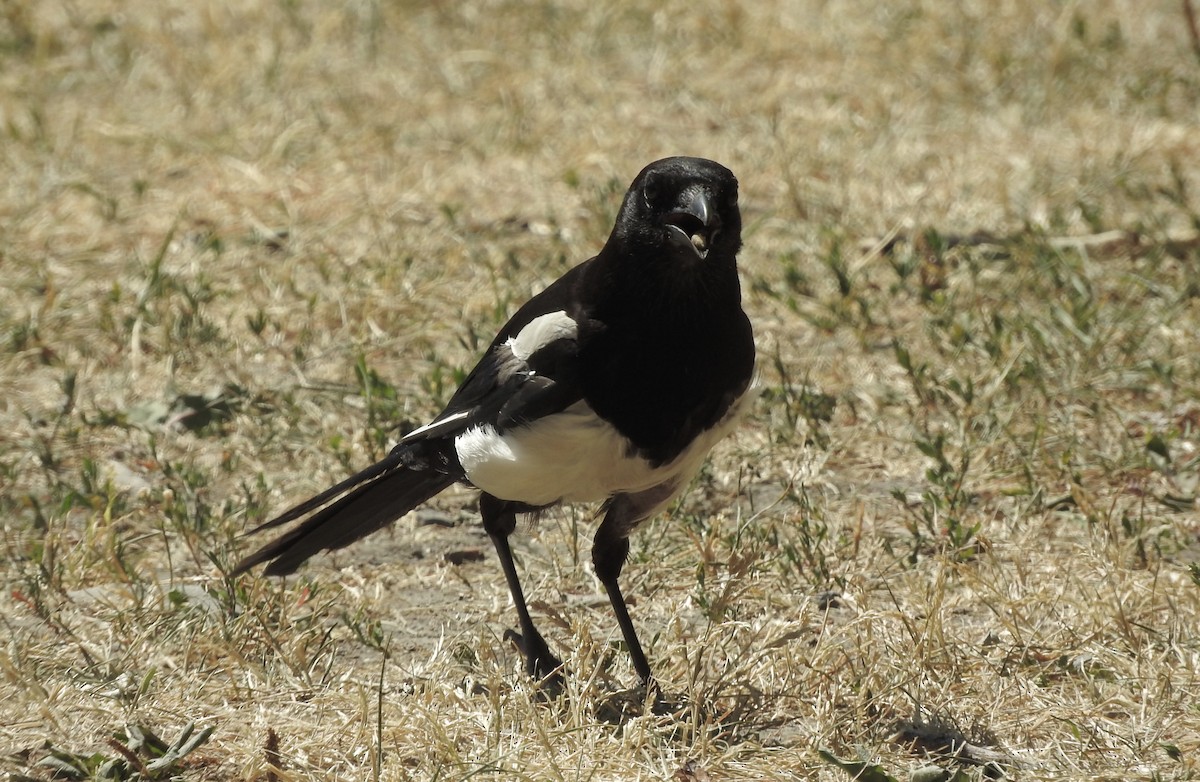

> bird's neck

[{"left": 588, "top": 246, "right": 743, "bottom": 324}]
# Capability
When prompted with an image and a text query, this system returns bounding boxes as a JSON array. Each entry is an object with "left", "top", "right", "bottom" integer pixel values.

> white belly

[{"left": 454, "top": 392, "right": 753, "bottom": 508}]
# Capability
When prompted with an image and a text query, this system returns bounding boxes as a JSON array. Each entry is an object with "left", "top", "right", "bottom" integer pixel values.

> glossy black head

[{"left": 610, "top": 156, "right": 742, "bottom": 265}]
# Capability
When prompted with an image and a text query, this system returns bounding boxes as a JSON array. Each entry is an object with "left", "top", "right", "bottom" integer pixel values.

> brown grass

[{"left": 2, "top": 1, "right": 1198, "bottom": 780}]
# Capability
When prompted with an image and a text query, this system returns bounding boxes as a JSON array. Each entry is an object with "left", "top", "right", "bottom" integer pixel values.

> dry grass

[{"left": 2, "top": 1, "right": 1199, "bottom": 780}]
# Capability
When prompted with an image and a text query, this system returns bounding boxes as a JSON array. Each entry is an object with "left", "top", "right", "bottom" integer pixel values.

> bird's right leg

[{"left": 479, "top": 493, "right": 564, "bottom": 685}]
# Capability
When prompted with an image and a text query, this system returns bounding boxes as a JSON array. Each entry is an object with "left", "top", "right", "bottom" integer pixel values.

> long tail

[{"left": 233, "top": 451, "right": 458, "bottom": 576}]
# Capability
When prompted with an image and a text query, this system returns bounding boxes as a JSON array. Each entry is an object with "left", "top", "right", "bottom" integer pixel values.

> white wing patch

[
  {"left": 505, "top": 310, "right": 577, "bottom": 361},
  {"left": 400, "top": 410, "right": 471, "bottom": 441}
]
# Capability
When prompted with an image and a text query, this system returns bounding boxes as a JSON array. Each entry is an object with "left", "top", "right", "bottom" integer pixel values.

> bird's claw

[{"left": 503, "top": 628, "right": 565, "bottom": 691}]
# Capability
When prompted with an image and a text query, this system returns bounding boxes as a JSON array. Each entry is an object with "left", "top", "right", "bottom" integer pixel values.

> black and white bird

[{"left": 234, "top": 156, "right": 756, "bottom": 687}]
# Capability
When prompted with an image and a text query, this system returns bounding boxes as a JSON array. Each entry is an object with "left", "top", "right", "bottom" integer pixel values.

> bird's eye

[
  {"left": 726, "top": 187, "right": 739, "bottom": 208},
  {"left": 642, "top": 181, "right": 659, "bottom": 209}
]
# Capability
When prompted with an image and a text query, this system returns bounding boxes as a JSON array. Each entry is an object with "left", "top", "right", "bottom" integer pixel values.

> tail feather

[
  {"left": 233, "top": 460, "right": 457, "bottom": 576},
  {"left": 243, "top": 454, "right": 402, "bottom": 535}
]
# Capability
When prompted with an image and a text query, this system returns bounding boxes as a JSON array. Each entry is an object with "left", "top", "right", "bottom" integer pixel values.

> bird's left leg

[{"left": 592, "top": 495, "right": 657, "bottom": 686}]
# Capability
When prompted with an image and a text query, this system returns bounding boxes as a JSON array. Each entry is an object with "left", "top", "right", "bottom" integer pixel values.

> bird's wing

[
  {"left": 237, "top": 260, "right": 595, "bottom": 538},
  {"left": 401, "top": 257, "right": 599, "bottom": 444},
  {"left": 234, "top": 261, "right": 601, "bottom": 572}
]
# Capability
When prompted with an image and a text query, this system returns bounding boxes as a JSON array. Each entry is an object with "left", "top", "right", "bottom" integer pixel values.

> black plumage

[{"left": 234, "top": 156, "right": 755, "bottom": 686}]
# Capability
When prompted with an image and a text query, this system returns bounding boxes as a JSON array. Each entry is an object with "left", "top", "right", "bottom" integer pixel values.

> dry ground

[{"left": 2, "top": 1, "right": 1199, "bottom": 780}]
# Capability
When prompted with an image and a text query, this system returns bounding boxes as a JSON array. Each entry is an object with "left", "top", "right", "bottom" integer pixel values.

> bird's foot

[
  {"left": 503, "top": 628, "right": 565, "bottom": 692},
  {"left": 596, "top": 686, "right": 725, "bottom": 740},
  {"left": 594, "top": 677, "right": 687, "bottom": 722}
]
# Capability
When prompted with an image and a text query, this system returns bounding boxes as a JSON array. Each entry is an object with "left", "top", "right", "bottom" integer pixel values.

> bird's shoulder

[
  {"left": 403, "top": 258, "right": 601, "bottom": 444},
  {"left": 488, "top": 256, "right": 601, "bottom": 347}
]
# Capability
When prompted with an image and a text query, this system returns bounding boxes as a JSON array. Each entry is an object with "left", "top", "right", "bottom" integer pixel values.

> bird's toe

[{"left": 503, "top": 628, "right": 565, "bottom": 690}]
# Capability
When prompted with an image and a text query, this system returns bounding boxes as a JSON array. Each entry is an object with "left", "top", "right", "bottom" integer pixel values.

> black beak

[{"left": 664, "top": 190, "right": 719, "bottom": 259}]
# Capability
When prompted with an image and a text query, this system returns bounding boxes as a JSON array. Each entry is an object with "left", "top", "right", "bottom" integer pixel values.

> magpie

[{"left": 234, "top": 156, "right": 756, "bottom": 687}]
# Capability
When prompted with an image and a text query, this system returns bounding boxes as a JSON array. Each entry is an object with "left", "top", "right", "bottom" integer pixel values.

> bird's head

[{"left": 611, "top": 156, "right": 742, "bottom": 266}]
